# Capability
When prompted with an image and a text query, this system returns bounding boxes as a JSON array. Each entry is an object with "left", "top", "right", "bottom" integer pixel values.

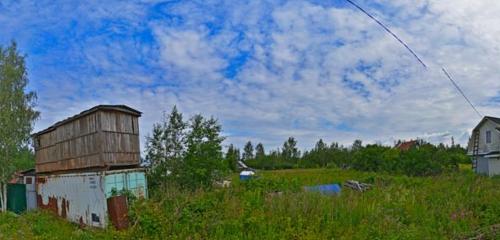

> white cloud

[{"left": 2, "top": 0, "right": 499, "bottom": 152}]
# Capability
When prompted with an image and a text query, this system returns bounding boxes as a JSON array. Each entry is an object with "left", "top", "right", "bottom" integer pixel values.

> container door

[
  {"left": 7, "top": 184, "right": 27, "bottom": 214},
  {"left": 24, "top": 176, "right": 37, "bottom": 210},
  {"left": 104, "top": 173, "right": 126, "bottom": 198},
  {"left": 126, "top": 172, "right": 147, "bottom": 198}
]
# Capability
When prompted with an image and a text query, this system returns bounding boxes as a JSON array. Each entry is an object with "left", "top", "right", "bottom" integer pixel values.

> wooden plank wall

[
  {"left": 100, "top": 111, "right": 140, "bottom": 166},
  {"left": 35, "top": 113, "right": 101, "bottom": 172},
  {"left": 35, "top": 110, "right": 140, "bottom": 173}
]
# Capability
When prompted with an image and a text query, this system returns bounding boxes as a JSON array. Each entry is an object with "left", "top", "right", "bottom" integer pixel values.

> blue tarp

[{"left": 304, "top": 184, "right": 341, "bottom": 195}]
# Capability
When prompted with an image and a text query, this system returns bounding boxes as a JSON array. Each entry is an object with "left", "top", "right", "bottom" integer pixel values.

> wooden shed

[{"left": 33, "top": 105, "right": 142, "bottom": 173}]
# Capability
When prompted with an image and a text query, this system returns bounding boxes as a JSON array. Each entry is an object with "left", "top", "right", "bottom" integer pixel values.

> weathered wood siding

[
  {"left": 35, "top": 109, "right": 140, "bottom": 173},
  {"left": 100, "top": 111, "right": 140, "bottom": 166}
]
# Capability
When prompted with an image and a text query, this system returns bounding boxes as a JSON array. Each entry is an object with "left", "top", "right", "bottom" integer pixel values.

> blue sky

[{"left": 1, "top": 0, "right": 500, "bottom": 150}]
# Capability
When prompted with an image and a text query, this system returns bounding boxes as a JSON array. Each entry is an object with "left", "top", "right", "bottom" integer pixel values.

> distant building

[
  {"left": 395, "top": 140, "right": 418, "bottom": 151},
  {"left": 468, "top": 116, "right": 500, "bottom": 176}
]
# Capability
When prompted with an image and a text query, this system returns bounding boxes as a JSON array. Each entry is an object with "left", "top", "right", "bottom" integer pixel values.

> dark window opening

[
  {"left": 486, "top": 131, "right": 492, "bottom": 144},
  {"left": 92, "top": 213, "right": 100, "bottom": 223}
]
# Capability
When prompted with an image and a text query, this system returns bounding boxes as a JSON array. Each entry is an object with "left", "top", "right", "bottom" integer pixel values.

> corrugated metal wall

[
  {"left": 37, "top": 172, "right": 108, "bottom": 227},
  {"left": 36, "top": 169, "right": 147, "bottom": 228}
]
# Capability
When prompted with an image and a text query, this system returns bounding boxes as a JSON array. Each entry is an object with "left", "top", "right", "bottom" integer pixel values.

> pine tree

[
  {"left": 282, "top": 137, "right": 300, "bottom": 163},
  {"left": 243, "top": 141, "right": 254, "bottom": 161},
  {"left": 225, "top": 144, "right": 240, "bottom": 172},
  {"left": 164, "top": 106, "right": 186, "bottom": 160},
  {"left": 144, "top": 123, "right": 166, "bottom": 170},
  {"left": 255, "top": 143, "right": 265, "bottom": 159}
]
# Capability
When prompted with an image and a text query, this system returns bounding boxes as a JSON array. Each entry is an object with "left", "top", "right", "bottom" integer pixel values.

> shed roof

[{"left": 33, "top": 105, "right": 141, "bottom": 137}]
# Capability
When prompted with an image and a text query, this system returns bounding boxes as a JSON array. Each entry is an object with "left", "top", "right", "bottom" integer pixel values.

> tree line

[
  {"left": 145, "top": 106, "right": 470, "bottom": 190},
  {"left": 240, "top": 138, "right": 468, "bottom": 176}
]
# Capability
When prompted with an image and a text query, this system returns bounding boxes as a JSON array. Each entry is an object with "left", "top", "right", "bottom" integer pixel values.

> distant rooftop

[{"left": 33, "top": 105, "right": 141, "bottom": 136}]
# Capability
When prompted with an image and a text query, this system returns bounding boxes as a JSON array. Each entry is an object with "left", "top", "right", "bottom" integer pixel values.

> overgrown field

[{"left": 1, "top": 168, "right": 500, "bottom": 239}]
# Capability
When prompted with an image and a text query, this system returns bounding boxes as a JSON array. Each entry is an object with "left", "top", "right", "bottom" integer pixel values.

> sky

[{"left": 1, "top": 0, "right": 500, "bottom": 151}]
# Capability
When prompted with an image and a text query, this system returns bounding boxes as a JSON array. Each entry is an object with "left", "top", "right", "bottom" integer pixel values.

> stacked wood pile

[{"left": 344, "top": 180, "right": 372, "bottom": 192}]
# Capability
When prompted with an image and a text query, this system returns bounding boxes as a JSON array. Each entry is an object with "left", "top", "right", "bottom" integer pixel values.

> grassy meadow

[{"left": 1, "top": 168, "right": 500, "bottom": 239}]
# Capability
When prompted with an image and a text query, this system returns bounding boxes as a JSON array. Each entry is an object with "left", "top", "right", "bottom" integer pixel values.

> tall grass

[{"left": 1, "top": 169, "right": 499, "bottom": 239}]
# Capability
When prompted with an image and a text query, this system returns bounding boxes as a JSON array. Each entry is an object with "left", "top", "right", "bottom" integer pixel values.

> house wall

[
  {"left": 477, "top": 120, "right": 500, "bottom": 154},
  {"left": 487, "top": 158, "right": 500, "bottom": 176},
  {"left": 476, "top": 156, "right": 489, "bottom": 175}
]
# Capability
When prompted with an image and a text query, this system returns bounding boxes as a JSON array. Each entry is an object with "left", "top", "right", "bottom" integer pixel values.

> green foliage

[
  {"left": 281, "top": 137, "right": 300, "bottom": 166},
  {"left": 145, "top": 107, "right": 227, "bottom": 191},
  {"left": 242, "top": 141, "right": 254, "bottom": 161},
  {"left": 248, "top": 137, "right": 466, "bottom": 177},
  {"left": 0, "top": 42, "right": 39, "bottom": 211},
  {"left": 180, "top": 114, "right": 226, "bottom": 189},
  {"left": 225, "top": 144, "right": 240, "bottom": 172},
  {"left": 144, "top": 106, "right": 186, "bottom": 190},
  {"left": 110, "top": 188, "right": 137, "bottom": 204},
  {"left": 2, "top": 169, "right": 500, "bottom": 239},
  {"left": 12, "top": 147, "right": 35, "bottom": 171}
]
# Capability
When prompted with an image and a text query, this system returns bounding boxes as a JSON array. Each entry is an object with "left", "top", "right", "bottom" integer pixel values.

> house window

[{"left": 486, "top": 131, "right": 492, "bottom": 144}]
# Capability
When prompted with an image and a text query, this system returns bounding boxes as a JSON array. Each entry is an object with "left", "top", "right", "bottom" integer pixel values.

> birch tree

[{"left": 0, "top": 42, "right": 39, "bottom": 211}]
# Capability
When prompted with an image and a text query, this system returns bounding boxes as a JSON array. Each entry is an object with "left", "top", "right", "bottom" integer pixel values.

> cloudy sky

[{"left": 1, "top": 0, "right": 499, "bottom": 151}]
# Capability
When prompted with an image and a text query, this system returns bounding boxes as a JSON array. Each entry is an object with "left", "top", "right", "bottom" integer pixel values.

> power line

[
  {"left": 344, "top": 0, "right": 483, "bottom": 118},
  {"left": 344, "top": 0, "right": 427, "bottom": 68},
  {"left": 442, "top": 67, "right": 483, "bottom": 118}
]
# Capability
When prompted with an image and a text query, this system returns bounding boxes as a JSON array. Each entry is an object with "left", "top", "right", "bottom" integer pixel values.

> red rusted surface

[
  {"left": 37, "top": 195, "right": 58, "bottom": 214},
  {"left": 107, "top": 195, "right": 129, "bottom": 230},
  {"left": 37, "top": 177, "right": 46, "bottom": 184},
  {"left": 61, "top": 198, "right": 69, "bottom": 218}
]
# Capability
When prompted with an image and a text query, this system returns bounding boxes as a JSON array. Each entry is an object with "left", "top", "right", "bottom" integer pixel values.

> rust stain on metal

[
  {"left": 61, "top": 198, "right": 68, "bottom": 218},
  {"left": 107, "top": 195, "right": 129, "bottom": 230},
  {"left": 37, "top": 177, "right": 46, "bottom": 184},
  {"left": 37, "top": 194, "right": 59, "bottom": 214}
]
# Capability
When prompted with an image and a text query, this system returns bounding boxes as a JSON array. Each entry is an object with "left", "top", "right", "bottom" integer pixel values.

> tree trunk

[{"left": 0, "top": 183, "right": 6, "bottom": 212}]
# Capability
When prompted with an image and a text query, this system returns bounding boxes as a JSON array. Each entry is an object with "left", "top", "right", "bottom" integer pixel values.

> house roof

[
  {"left": 396, "top": 140, "right": 417, "bottom": 151},
  {"left": 473, "top": 116, "right": 500, "bottom": 132},
  {"left": 33, "top": 105, "right": 141, "bottom": 137},
  {"left": 486, "top": 116, "right": 500, "bottom": 125}
]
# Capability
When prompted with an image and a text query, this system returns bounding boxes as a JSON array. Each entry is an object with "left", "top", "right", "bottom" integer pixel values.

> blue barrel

[{"left": 239, "top": 171, "right": 255, "bottom": 181}]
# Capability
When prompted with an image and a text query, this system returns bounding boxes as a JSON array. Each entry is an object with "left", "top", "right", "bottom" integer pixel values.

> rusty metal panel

[
  {"left": 36, "top": 172, "right": 108, "bottom": 228},
  {"left": 107, "top": 195, "right": 129, "bottom": 230}
]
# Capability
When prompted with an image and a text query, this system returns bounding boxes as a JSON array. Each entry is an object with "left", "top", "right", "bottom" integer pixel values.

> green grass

[{"left": 1, "top": 169, "right": 499, "bottom": 239}]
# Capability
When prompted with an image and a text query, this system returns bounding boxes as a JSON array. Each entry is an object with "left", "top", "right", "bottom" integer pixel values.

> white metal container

[{"left": 36, "top": 168, "right": 147, "bottom": 228}]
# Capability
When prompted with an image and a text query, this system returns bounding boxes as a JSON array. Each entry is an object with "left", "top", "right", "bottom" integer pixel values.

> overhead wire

[
  {"left": 344, "top": 0, "right": 483, "bottom": 118},
  {"left": 442, "top": 67, "right": 483, "bottom": 118}
]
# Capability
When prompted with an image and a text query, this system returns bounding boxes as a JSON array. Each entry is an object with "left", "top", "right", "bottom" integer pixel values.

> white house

[{"left": 468, "top": 116, "right": 500, "bottom": 176}]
